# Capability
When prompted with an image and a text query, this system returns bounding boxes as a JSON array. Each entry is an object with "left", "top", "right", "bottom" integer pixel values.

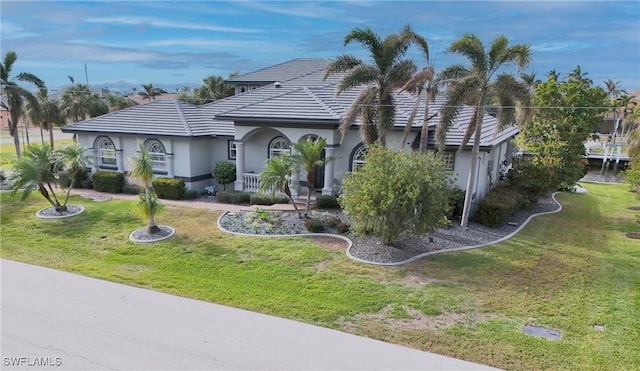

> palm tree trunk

[
  {"left": 48, "top": 121, "right": 55, "bottom": 149},
  {"left": 39, "top": 125, "right": 45, "bottom": 145},
  {"left": 145, "top": 188, "right": 160, "bottom": 234},
  {"left": 460, "top": 95, "right": 487, "bottom": 228},
  {"left": 305, "top": 171, "right": 314, "bottom": 214},
  {"left": 10, "top": 120, "right": 21, "bottom": 159},
  {"left": 419, "top": 89, "right": 430, "bottom": 153},
  {"left": 284, "top": 183, "right": 303, "bottom": 219}
]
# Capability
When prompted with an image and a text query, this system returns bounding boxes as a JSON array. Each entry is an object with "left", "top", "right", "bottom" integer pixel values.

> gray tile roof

[
  {"left": 62, "top": 99, "right": 233, "bottom": 137},
  {"left": 62, "top": 58, "right": 517, "bottom": 148}
]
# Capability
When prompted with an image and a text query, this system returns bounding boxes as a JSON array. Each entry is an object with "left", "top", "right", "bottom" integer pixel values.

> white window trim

[
  {"left": 98, "top": 137, "right": 116, "bottom": 167},
  {"left": 146, "top": 140, "right": 166, "bottom": 171},
  {"left": 228, "top": 140, "right": 237, "bottom": 160},
  {"left": 269, "top": 136, "right": 291, "bottom": 158}
]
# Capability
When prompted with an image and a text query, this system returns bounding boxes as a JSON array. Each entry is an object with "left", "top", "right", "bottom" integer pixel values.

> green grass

[
  {"left": 1, "top": 183, "right": 639, "bottom": 370},
  {"left": 0, "top": 138, "right": 75, "bottom": 170}
]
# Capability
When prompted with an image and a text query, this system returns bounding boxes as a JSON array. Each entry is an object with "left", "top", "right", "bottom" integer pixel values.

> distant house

[{"left": 62, "top": 58, "right": 518, "bottom": 208}]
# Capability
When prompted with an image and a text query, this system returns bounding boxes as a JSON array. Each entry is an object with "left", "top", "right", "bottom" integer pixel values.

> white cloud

[{"left": 85, "top": 16, "right": 263, "bottom": 34}]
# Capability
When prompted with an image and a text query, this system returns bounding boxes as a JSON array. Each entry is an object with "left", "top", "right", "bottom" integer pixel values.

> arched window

[
  {"left": 96, "top": 137, "right": 116, "bottom": 167},
  {"left": 268, "top": 136, "right": 291, "bottom": 158},
  {"left": 145, "top": 139, "right": 166, "bottom": 170},
  {"left": 350, "top": 144, "right": 367, "bottom": 171}
]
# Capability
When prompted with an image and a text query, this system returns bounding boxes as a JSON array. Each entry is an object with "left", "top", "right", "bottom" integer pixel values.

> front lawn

[{"left": 1, "top": 183, "right": 638, "bottom": 370}]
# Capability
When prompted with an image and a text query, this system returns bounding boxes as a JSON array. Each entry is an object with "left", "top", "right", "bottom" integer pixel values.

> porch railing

[{"left": 242, "top": 172, "right": 289, "bottom": 195}]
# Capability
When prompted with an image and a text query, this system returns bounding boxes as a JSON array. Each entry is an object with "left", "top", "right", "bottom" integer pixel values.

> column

[
  {"left": 290, "top": 148, "right": 301, "bottom": 196},
  {"left": 233, "top": 141, "right": 245, "bottom": 191},
  {"left": 322, "top": 146, "right": 335, "bottom": 196},
  {"left": 166, "top": 153, "right": 175, "bottom": 177},
  {"left": 92, "top": 148, "right": 99, "bottom": 173},
  {"left": 115, "top": 150, "right": 124, "bottom": 172}
]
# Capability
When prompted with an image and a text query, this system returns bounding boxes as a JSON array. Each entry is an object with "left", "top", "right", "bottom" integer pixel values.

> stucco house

[{"left": 62, "top": 58, "right": 517, "bottom": 206}]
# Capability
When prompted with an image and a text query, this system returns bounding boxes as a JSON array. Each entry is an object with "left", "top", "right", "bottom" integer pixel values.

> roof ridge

[
  {"left": 304, "top": 87, "right": 341, "bottom": 119},
  {"left": 173, "top": 100, "right": 193, "bottom": 136},
  {"left": 228, "top": 58, "right": 329, "bottom": 82},
  {"left": 214, "top": 87, "right": 304, "bottom": 117}
]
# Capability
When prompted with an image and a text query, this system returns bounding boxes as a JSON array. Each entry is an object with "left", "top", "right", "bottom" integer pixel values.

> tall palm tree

[
  {"left": 259, "top": 154, "right": 302, "bottom": 218},
  {"left": 323, "top": 25, "right": 428, "bottom": 147},
  {"left": 546, "top": 69, "right": 560, "bottom": 83},
  {"left": 1, "top": 51, "right": 45, "bottom": 158},
  {"left": 603, "top": 79, "right": 625, "bottom": 100},
  {"left": 130, "top": 144, "right": 162, "bottom": 234},
  {"left": 439, "top": 33, "right": 530, "bottom": 228},
  {"left": 27, "top": 88, "right": 66, "bottom": 149},
  {"left": 60, "top": 83, "right": 108, "bottom": 122},
  {"left": 139, "top": 83, "right": 162, "bottom": 102},
  {"left": 292, "top": 137, "right": 335, "bottom": 214},
  {"left": 567, "top": 65, "right": 592, "bottom": 86}
]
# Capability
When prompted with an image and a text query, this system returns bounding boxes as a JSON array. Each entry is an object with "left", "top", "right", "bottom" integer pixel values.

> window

[
  {"left": 228, "top": 140, "right": 237, "bottom": 160},
  {"left": 441, "top": 151, "right": 455, "bottom": 171},
  {"left": 97, "top": 137, "right": 116, "bottom": 167},
  {"left": 146, "top": 139, "right": 166, "bottom": 170},
  {"left": 268, "top": 136, "right": 291, "bottom": 158},
  {"left": 350, "top": 144, "right": 367, "bottom": 171}
]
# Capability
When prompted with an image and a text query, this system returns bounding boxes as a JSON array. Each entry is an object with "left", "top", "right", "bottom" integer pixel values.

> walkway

[{"left": 1, "top": 259, "right": 498, "bottom": 370}]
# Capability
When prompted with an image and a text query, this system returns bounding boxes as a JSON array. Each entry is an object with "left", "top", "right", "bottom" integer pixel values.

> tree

[
  {"left": 11, "top": 143, "right": 89, "bottom": 212},
  {"left": 439, "top": 34, "right": 531, "bottom": 228},
  {"left": 292, "top": 137, "right": 335, "bottom": 214},
  {"left": 1, "top": 51, "right": 45, "bottom": 158},
  {"left": 546, "top": 69, "right": 561, "bottom": 83},
  {"left": 27, "top": 88, "right": 66, "bottom": 149},
  {"left": 139, "top": 83, "right": 162, "bottom": 102},
  {"left": 323, "top": 25, "right": 428, "bottom": 146},
  {"left": 567, "top": 65, "right": 593, "bottom": 87},
  {"left": 603, "top": 79, "right": 625, "bottom": 100},
  {"left": 105, "top": 93, "right": 135, "bottom": 111},
  {"left": 340, "top": 145, "right": 451, "bottom": 245},
  {"left": 129, "top": 144, "right": 162, "bottom": 234},
  {"left": 178, "top": 73, "right": 238, "bottom": 105},
  {"left": 516, "top": 78, "right": 608, "bottom": 188},
  {"left": 60, "top": 83, "right": 108, "bottom": 122},
  {"left": 258, "top": 154, "right": 302, "bottom": 218},
  {"left": 212, "top": 161, "right": 236, "bottom": 190}
]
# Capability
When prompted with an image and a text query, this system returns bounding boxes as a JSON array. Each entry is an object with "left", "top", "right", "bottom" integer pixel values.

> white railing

[{"left": 243, "top": 173, "right": 260, "bottom": 192}]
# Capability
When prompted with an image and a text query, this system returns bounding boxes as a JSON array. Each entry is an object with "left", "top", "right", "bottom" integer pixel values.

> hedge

[
  {"left": 474, "top": 186, "right": 525, "bottom": 227},
  {"left": 315, "top": 195, "right": 340, "bottom": 209},
  {"left": 92, "top": 171, "right": 125, "bottom": 193},
  {"left": 250, "top": 193, "right": 290, "bottom": 206},
  {"left": 216, "top": 191, "right": 251, "bottom": 205},
  {"left": 152, "top": 178, "right": 185, "bottom": 200}
]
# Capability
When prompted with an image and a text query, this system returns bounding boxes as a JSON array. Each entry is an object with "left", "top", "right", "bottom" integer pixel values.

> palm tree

[
  {"left": 603, "top": 79, "right": 625, "bottom": 100},
  {"left": 105, "top": 93, "right": 134, "bottom": 111},
  {"left": 292, "top": 137, "right": 335, "bottom": 214},
  {"left": 139, "top": 83, "right": 162, "bottom": 102},
  {"left": 27, "top": 88, "right": 66, "bottom": 149},
  {"left": 130, "top": 144, "right": 162, "bottom": 234},
  {"left": 60, "top": 83, "right": 108, "bottom": 122},
  {"left": 567, "top": 65, "right": 592, "bottom": 86},
  {"left": 323, "top": 25, "right": 428, "bottom": 147},
  {"left": 439, "top": 33, "right": 530, "bottom": 228},
  {"left": 623, "top": 103, "right": 640, "bottom": 138},
  {"left": 11, "top": 144, "right": 64, "bottom": 211},
  {"left": 259, "top": 154, "right": 302, "bottom": 218},
  {"left": 1, "top": 51, "right": 45, "bottom": 158},
  {"left": 56, "top": 143, "right": 91, "bottom": 207},
  {"left": 546, "top": 69, "right": 561, "bottom": 83}
]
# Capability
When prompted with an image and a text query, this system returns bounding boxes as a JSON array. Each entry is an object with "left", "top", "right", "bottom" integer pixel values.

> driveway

[{"left": 1, "top": 259, "right": 498, "bottom": 370}]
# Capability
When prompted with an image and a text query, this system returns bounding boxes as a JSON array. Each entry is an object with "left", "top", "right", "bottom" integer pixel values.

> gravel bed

[
  {"left": 218, "top": 193, "right": 562, "bottom": 265},
  {"left": 129, "top": 225, "right": 175, "bottom": 243},
  {"left": 35, "top": 204, "right": 84, "bottom": 219}
]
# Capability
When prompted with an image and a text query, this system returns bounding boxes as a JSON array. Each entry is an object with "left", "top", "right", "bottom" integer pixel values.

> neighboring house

[{"left": 62, "top": 58, "right": 517, "bottom": 208}]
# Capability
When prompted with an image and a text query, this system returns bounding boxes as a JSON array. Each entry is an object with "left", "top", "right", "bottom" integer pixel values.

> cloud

[{"left": 85, "top": 16, "right": 263, "bottom": 33}]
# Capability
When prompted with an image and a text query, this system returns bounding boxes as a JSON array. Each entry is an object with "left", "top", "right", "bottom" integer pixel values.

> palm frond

[
  {"left": 339, "top": 86, "right": 377, "bottom": 139},
  {"left": 449, "top": 34, "right": 486, "bottom": 73},
  {"left": 336, "top": 65, "right": 378, "bottom": 94},
  {"left": 323, "top": 54, "right": 362, "bottom": 80}
]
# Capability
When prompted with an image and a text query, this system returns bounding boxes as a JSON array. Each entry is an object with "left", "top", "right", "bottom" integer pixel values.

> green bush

[
  {"left": 336, "top": 222, "right": 350, "bottom": 234},
  {"left": 304, "top": 218, "right": 325, "bottom": 233},
  {"left": 624, "top": 160, "right": 640, "bottom": 200},
  {"left": 340, "top": 145, "right": 451, "bottom": 245},
  {"left": 92, "top": 171, "right": 125, "bottom": 193},
  {"left": 152, "top": 177, "right": 185, "bottom": 200},
  {"left": 315, "top": 195, "right": 340, "bottom": 209},
  {"left": 216, "top": 191, "right": 251, "bottom": 204},
  {"left": 447, "top": 187, "right": 465, "bottom": 219},
  {"left": 122, "top": 184, "right": 142, "bottom": 195},
  {"left": 474, "top": 186, "right": 524, "bottom": 227},
  {"left": 183, "top": 189, "right": 199, "bottom": 200},
  {"left": 212, "top": 161, "right": 236, "bottom": 191},
  {"left": 58, "top": 168, "right": 89, "bottom": 189},
  {"left": 507, "top": 159, "right": 553, "bottom": 204},
  {"left": 249, "top": 193, "right": 290, "bottom": 205}
]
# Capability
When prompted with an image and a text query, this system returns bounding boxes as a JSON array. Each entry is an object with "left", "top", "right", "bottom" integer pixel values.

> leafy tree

[
  {"left": 11, "top": 143, "right": 89, "bottom": 212},
  {"left": 623, "top": 104, "right": 640, "bottom": 139},
  {"left": 1, "top": 51, "right": 45, "bottom": 158},
  {"left": 340, "top": 145, "right": 451, "bottom": 245},
  {"left": 178, "top": 73, "right": 238, "bottom": 105},
  {"left": 129, "top": 144, "right": 162, "bottom": 234},
  {"left": 60, "top": 83, "right": 108, "bottom": 122},
  {"left": 323, "top": 25, "right": 427, "bottom": 146},
  {"left": 439, "top": 33, "right": 531, "bottom": 228},
  {"left": 567, "top": 65, "right": 593, "bottom": 87},
  {"left": 105, "top": 93, "right": 135, "bottom": 111},
  {"left": 139, "top": 83, "right": 162, "bottom": 102},
  {"left": 212, "top": 161, "right": 236, "bottom": 190},
  {"left": 292, "top": 137, "right": 335, "bottom": 214},
  {"left": 258, "top": 155, "right": 302, "bottom": 218},
  {"left": 516, "top": 78, "right": 608, "bottom": 189}
]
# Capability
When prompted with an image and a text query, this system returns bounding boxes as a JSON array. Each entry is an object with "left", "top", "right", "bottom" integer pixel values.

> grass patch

[
  {"left": 1, "top": 138, "right": 75, "bottom": 171},
  {"left": 1, "top": 183, "right": 638, "bottom": 370}
]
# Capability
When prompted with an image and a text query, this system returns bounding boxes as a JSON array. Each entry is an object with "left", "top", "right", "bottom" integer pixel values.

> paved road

[{"left": 1, "top": 260, "right": 498, "bottom": 371}]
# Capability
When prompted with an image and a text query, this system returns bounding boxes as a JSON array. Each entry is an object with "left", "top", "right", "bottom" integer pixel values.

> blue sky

[{"left": 2, "top": 1, "right": 639, "bottom": 94}]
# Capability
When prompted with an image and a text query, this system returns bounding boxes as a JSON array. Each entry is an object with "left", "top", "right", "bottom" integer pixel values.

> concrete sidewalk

[{"left": 1, "top": 259, "right": 499, "bottom": 370}]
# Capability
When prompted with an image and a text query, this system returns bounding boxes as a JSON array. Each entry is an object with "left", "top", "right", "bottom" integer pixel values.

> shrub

[
  {"left": 507, "top": 159, "right": 553, "bottom": 204},
  {"left": 340, "top": 145, "right": 451, "bottom": 245},
  {"left": 249, "top": 193, "right": 291, "bottom": 205},
  {"left": 92, "top": 171, "right": 125, "bottom": 193},
  {"left": 122, "top": 183, "right": 142, "bottom": 195},
  {"left": 58, "top": 167, "right": 89, "bottom": 189},
  {"left": 304, "top": 217, "right": 325, "bottom": 233},
  {"left": 447, "top": 187, "right": 465, "bottom": 219},
  {"left": 624, "top": 161, "right": 640, "bottom": 200},
  {"left": 336, "top": 222, "right": 350, "bottom": 234},
  {"left": 152, "top": 177, "right": 185, "bottom": 200},
  {"left": 183, "top": 189, "right": 199, "bottom": 200},
  {"left": 315, "top": 195, "right": 340, "bottom": 209},
  {"left": 216, "top": 191, "right": 251, "bottom": 204},
  {"left": 212, "top": 161, "right": 236, "bottom": 191},
  {"left": 474, "top": 186, "right": 524, "bottom": 227}
]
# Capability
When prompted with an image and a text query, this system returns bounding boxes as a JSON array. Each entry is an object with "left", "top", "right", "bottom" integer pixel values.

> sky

[{"left": 2, "top": 0, "right": 639, "bottom": 94}]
